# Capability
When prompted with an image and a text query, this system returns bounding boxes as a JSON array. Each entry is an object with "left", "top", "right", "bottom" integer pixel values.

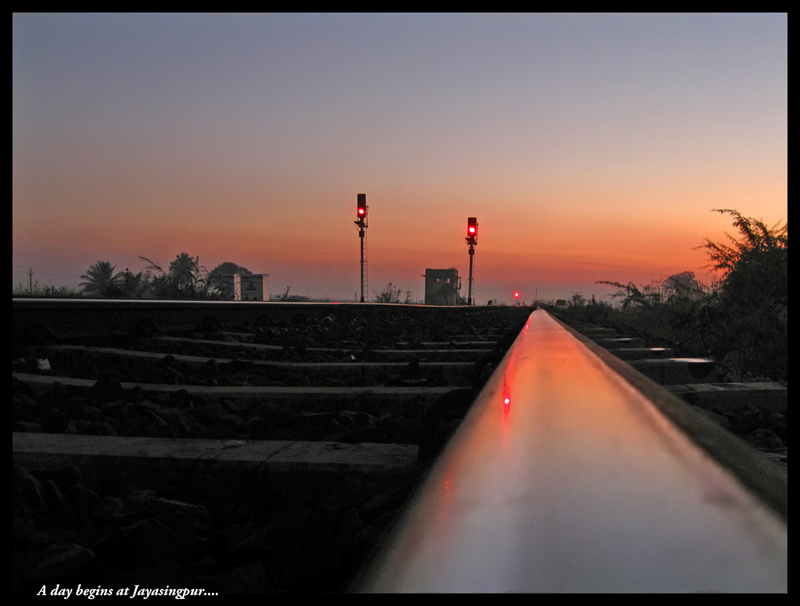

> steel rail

[{"left": 354, "top": 309, "right": 787, "bottom": 593}]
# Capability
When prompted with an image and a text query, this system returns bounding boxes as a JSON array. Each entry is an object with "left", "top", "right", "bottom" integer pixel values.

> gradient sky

[{"left": 12, "top": 12, "right": 787, "bottom": 304}]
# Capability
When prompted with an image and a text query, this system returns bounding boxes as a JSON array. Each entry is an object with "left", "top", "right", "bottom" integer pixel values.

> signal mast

[
  {"left": 355, "top": 194, "right": 368, "bottom": 302},
  {"left": 466, "top": 217, "right": 478, "bottom": 305}
]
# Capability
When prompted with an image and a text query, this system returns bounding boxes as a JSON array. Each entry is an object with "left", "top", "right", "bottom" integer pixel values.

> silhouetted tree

[
  {"left": 374, "top": 282, "right": 403, "bottom": 303},
  {"left": 140, "top": 253, "right": 208, "bottom": 299},
  {"left": 661, "top": 271, "right": 706, "bottom": 303},
  {"left": 169, "top": 253, "right": 195, "bottom": 280},
  {"left": 587, "top": 209, "right": 786, "bottom": 381},
  {"left": 698, "top": 209, "right": 787, "bottom": 379},
  {"left": 79, "top": 261, "right": 122, "bottom": 297},
  {"left": 119, "top": 268, "right": 150, "bottom": 298},
  {"left": 569, "top": 292, "right": 586, "bottom": 307},
  {"left": 207, "top": 262, "right": 251, "bottom": 299},
  {"left": 595, "top": 281, "right": 660, "bottom": 309},
  {"left": 698, "top": 208, "right": 787, "bottom": 279},
  {"left": 273, "top": 282, "right": 309, "bottom": 301}
]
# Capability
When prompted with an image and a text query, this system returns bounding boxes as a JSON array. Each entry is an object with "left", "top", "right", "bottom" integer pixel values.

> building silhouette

[
  {"left": 424, "top": 268, "right": 463, "bottom": 305},
  {"left": 220, "top": 273, "right": 270, "bottom": 301}
]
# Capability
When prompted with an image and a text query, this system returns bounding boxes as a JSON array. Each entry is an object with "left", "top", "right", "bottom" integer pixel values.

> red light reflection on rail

[
  {"left": 499, "top": 356, "right": 515, "bottom": 447},
  {"left": 502, "top": 384, "right": 511, "bottom": 412},
  {"left": 500, "top": 336, "right": 521, "bottom": 418}
]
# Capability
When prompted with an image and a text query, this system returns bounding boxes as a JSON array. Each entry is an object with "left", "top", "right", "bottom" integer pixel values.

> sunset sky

[{"left": 12, "top": 13, "right": 787, "bottom": 304}]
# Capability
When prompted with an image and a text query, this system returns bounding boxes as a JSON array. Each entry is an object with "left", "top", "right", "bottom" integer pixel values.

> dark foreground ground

[
  {"left": 13, "top": 306, "right": 785, "bottom": 595},
  {"left": 13, "top": 306, "right": 530, "bottom": 595}
]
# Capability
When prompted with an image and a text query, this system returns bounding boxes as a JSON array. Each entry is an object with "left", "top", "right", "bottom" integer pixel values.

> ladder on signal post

[{"left": 361, "top": 228, "right": 368, "bottom": 302}]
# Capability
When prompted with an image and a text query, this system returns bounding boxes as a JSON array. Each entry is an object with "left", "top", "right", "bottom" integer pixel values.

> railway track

[
  {"left": 558, "top": 317, "right": 788, "bottom": 470},
  {"left": 12, "top": 299, "right": 786, "bottom": 593},
  {"left": 12, "top": 299, "right": 530, "bottom": 594},
  {"left": 355, "top": 309, "right": 786, "bottom": 592}
]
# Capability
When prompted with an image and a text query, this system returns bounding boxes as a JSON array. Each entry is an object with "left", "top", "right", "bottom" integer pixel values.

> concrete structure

[
  {"left": 219, "top": 273, "right": 270, "bottom": 301},
  {"left": 234, "top": 273, "right": 269, "bottom": 301},
  {"left": 424, "top": 268, "right": 462, "bottom": 305}
]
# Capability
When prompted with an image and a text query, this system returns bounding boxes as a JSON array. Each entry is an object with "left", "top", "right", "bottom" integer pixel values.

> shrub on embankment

[{"left": 552, "top": 209, "right": 787, "bottom": 383}]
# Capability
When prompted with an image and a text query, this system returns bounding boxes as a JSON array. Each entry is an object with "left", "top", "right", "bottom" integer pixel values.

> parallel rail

[
  {"left": 12, "top": 298, "right": 529, "bottom": 594},
  {"left": 354, "top": 309, "right": 786, "bottom": 592}
]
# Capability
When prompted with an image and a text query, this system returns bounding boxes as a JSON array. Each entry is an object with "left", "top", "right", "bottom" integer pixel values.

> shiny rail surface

[{"left": 355, "top": 309, "right": 787, "bottom": 593}]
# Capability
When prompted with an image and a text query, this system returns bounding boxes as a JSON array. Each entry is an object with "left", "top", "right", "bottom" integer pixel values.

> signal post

[
  {"left": 356, "top": 194, "right": 368, "bottom": 302},
  {"left": 466, "top": 217, "right": 478, "bottom": 305}
]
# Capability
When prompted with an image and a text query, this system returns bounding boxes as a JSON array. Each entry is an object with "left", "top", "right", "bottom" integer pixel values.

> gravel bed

[{"left": 13, "top": 306, "right": 531, "bottom": 595}]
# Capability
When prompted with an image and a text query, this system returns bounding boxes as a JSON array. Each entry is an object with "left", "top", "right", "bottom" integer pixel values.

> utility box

[
  {"left": 424, "top": 268, "right": 462, "bottom": 305},
  {"left": 233, "top": 273, "right": 270, "bottom": 301}
]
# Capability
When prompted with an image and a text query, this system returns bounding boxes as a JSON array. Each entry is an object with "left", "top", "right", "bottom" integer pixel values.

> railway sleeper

[
  {"left": 12, "top": 432, "right": 424, "bottom": 594},
  {"left": 12, "top": 300, "right": 533, "bottom": 593},
  {"left": 32, "top": 345, "right": 478, "bottom": 387},
  {"left": 13, "top": 372, "right": 460, "bottom": 412}
]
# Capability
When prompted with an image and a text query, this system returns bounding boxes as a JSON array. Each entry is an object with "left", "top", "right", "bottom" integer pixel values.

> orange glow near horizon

[
  {"left": 12, "top": 14, "right": 786, "bottom": 303},
  {"left": 11, "top": 194, "right": 753, "bottom": 300}
]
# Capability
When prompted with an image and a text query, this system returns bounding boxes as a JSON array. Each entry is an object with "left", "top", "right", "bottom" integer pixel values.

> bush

[{"left": 568, "top": 210, "right": 787, "bottom": 382}]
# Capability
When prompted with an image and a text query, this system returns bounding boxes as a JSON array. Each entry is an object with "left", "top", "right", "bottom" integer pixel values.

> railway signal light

[
  {"left": 355, "top": 193, "right": 368, "bottom": 303},
  {"left": 466, "top": 217, "right": 478, "bottom": 244},
  {"left": 357, "top": 193, "right": 367, "bottom": 221},
  {"left": 466, "top": 216, "right": 478, "bottom": 305}
]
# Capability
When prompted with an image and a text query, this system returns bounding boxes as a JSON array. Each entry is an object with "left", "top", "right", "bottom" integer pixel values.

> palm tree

[
  {"left": 120, "top": 268, "right": 150, "bottom": 298},
  {"left": 140, "top": 253, "right": 209, "bottom": 299},
  {"left": 169, "top": 252, "right": 208, "bottom": 297},
  {"left": 79, "top": 261, "right": 122, "bottom": 297},
  {"left": 169, "top": 253, "right": 199, "bottom": 287}
]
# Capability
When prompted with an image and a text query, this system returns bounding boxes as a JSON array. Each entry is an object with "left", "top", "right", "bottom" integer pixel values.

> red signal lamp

[
  {"left": 466, "top": 217, "right": 478, "bottom": 244},
  {"left": 357, "top": 193, "right": 367, "bottom": 220}
]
